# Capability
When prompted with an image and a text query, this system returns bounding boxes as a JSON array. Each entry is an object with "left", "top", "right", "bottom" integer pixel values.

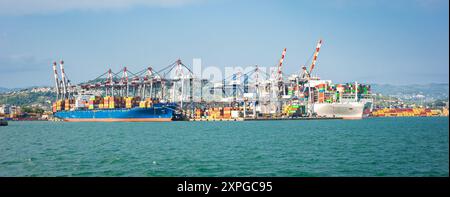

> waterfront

[{"left": 0, "top": 117, "right": 448, "bottom": 177}]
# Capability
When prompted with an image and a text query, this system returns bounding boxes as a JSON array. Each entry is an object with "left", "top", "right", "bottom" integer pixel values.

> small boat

[{"left": 0, "top": 118, "right": 7, "bottom": 126}]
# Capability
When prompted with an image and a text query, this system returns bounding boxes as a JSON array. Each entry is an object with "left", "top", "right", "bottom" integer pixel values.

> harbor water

[{"left": 0, "top": 117, "right": 448, "bottom": 177}]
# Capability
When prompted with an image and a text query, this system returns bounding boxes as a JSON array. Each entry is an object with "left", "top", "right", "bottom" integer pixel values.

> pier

[{"left": 188, "top": 117, "right": 342, "bottom": 122}]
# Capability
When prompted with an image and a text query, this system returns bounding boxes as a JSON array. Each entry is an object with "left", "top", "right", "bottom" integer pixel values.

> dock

[
  {"left": 244, "top": 117, "right": 342, "bottom": 121},
  {"left": 188, "top": 117, "right": 342, "bottom": 121},
  {"left": 189, "top": 118, "right": 244, "bottom": 121}
]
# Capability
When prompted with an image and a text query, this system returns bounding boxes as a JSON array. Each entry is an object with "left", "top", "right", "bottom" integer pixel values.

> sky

[{"left": 0, "top": 0, "right": 448, "bottom": 88}]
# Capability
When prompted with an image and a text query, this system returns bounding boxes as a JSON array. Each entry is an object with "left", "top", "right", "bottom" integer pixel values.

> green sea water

[{"left": 0, "top": 117, "right": 448, "bottom": 177}]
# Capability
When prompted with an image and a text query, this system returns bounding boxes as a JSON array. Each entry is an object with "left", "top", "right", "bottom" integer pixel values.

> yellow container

[{"left": 139, "top": 101, "right": 147, "bottom": 108}]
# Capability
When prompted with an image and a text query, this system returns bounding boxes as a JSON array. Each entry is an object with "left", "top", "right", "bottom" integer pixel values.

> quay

[{"left": 188, "top": 117, "right": 342, "bottom": 121}]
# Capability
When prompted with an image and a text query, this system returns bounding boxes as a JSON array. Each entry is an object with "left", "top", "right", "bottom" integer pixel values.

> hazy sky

[{"left": 0, "top": 0, "right": 448, "bottom": 88}]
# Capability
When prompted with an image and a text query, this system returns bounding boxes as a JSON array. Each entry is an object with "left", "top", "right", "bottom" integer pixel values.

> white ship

[
  {"left": 313, "top": 102, "right": 366, "bottom": 119},
  {"left": 307, "top": 80, "right": 373, "bottom": 119}
]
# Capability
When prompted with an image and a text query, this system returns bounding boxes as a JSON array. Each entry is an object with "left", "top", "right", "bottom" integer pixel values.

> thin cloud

[{"left": 0, "top": 0, "right": 203, "bottom": 16}]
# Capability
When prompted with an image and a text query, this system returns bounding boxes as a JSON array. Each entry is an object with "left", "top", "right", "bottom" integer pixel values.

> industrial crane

[
  {"left": 276, "top": 48, "right": 287, "bottom": 97},
  {"left": 52, "top": 62, "right": 61, "bottom": 100},
  {"left": 52, "top": 60, "right": 73, "bottom": 100},
  {"left": 301, "top": 39, "right": 322, "bottom": 81}
]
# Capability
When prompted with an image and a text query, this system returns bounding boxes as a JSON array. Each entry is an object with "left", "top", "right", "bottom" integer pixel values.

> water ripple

[{"left": 0, "top": 117, "right": 448, "bottom": 177}]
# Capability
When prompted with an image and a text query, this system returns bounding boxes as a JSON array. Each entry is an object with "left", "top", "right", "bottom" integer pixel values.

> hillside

[
  {"left": 0, "top": 88, "right": 55, "bottom": 110},
  {"left": 0, "top": 83, "right": 447, "bottom": 111},
  {"left": 370, "top": 83, "right": 449, "bottom": 101}
]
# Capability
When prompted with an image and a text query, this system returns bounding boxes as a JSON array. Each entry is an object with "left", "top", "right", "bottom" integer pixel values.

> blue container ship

[{"left": 54, "top": 103, "right": 182, "bottom": 122}]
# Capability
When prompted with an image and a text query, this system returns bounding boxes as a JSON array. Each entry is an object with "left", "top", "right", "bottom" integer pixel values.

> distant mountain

[
  {"left": 0, "top": 86, "right": 44, "bottom": 93},
  {"left": 370, "top": 83, "right": 449, "bottom": 101},
  {"left": 0, "top": 87, "right": 20, "bottom": 93},
  {"left": 0, "top": 87, "right": 9, "bottom": 93}
]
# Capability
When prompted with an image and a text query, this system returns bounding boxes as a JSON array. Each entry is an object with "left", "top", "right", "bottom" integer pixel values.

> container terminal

[{"left": 50, "top": 40, "right": 374, "bottom": 122}]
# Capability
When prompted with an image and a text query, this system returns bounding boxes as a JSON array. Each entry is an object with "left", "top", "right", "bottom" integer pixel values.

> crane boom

[
  {"left": 308, "top": 39, "right": 322, "bottom": 76},
  {"left": 276, "top": 48, "right": 287, "bottom": 82}
]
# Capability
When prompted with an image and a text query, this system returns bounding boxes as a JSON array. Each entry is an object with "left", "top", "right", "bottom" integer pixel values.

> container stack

[
  {"left": 336, "top": 84, "right": 345, "bottom": 92},
  {"left": 442, "top": 108, "right": 449, "bottom": 116},
  {"left": 88, "top": 96, "right": 95, "bottom": 110},
  {"left": 344, "top": 83, "right": 352, "bottom": 93},
  {"left": 108, "top": 97, "right": 116, "bottom": 109},
  {"left": 371, "top": 108, "right": 444, "bottom": 117},
  {"left": 431, "top": 109, "right": 441, "bottom": 116},
  {"left": 316, "top": 84, "right": 326, "bottom": 103},
  {"left": 282, "top": 104, "right": 301, "bottom": 116},
  {"left": 64, "top": 99, "right": 70, "bottom": 110},
  {"left": 290, "top": 104, "right": 299, "bottom": 114},
  {"left": 56, "top": 100, "right": 64, "bottom": 111},
  {"left": 208, "top": 107, "right": 222, "bottom": 119},
  {"left": 360, "top": 85, "right": 368, "bottom": 94},
  {"left": 103, "top": 96, "right": 110, "bottom": 109},
  {"left": 70, "top": 99, "right": 75, "bottom": 110},
  {"left": 195, "top": 108, "right": 203, "bottom": 118},
  {"left": 425, "top": 109, "right": 432, "bottom": 116},
  {"left": 146, "top": 98, "right": 153, "bottom": 108},
  {"left": 223, "top": 107, "right": 231, "bottom": 119},
  {"left": 52, "top": 103, "right": 57, "bottom": 112},
  {"left": 125, "top": 97, "right": 133, "bottom": 109},
  {"left": 139, "top": 100, "right": 147, "bottom": 108},
  {"left": 318, "top": 93, "right": 325, "bottom": 103},
  {"left": 324, "top": 93, "right": 333, "bottom": 103}
]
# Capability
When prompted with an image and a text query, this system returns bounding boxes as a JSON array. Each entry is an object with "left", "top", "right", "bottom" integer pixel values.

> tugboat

[{"left": 0, "top": 118, "right": 7, "bottom": 126}]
